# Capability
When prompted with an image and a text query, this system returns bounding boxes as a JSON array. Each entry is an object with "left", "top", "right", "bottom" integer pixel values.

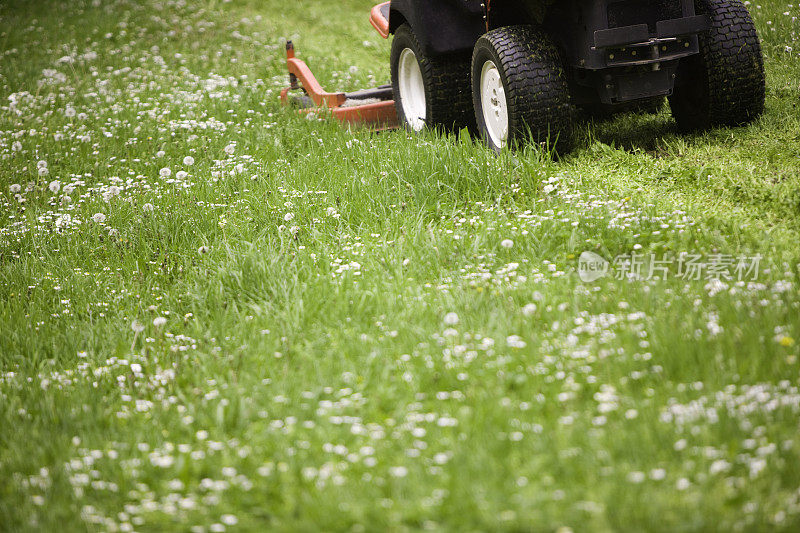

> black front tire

[
  {"left": 390, "top": 24, "right": 474, "bottom": 133},
  {"left": 669, "top": 0, "right": 765, "bottom": 131},
  {"left": 471, "top": 25, "right": 573, "bottom": 153}
]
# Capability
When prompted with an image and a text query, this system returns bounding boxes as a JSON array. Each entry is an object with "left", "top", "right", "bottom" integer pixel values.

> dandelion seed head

[{"left": 443, "top": 312, "right": 459, "bottom": 326}]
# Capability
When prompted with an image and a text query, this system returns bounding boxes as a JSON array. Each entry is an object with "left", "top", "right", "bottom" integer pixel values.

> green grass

[{"left": 1, "top": 0, "right": 799, "bottom": 531}]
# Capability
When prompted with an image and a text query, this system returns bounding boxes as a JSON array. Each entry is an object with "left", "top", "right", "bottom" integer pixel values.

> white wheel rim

[
  {"left": 480, "top": 60, "right": 508, "bottom": 148},
  {"left": 398, "top": 48, "right": 426, "bottom": 131}
]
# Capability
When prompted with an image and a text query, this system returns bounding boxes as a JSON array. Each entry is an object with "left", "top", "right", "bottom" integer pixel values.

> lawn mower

[{"left": 280, "top": 0, "right": 765, "bottom": 152}]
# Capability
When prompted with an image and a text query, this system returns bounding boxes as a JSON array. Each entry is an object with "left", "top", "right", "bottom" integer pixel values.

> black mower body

[{"left": 388, "top": 0, "right": 709, "bottom": 105}]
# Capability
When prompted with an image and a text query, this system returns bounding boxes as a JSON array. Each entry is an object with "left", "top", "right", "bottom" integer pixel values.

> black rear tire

[
  {"left": 471, "top": 25, "right": 572, "bottom": 154},
  {"left": 390, "top": 24, "right": 475, "bottom": 133},
  {"left": 669, "top": 0, "right": 765, "bottom": 131}
]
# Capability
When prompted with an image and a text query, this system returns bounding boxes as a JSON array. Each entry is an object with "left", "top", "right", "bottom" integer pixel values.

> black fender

[{"left": 389, "top": 0, "right": 486, "bottom": 56}]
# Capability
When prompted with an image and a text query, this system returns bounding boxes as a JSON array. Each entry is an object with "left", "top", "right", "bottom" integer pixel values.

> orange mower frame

[{"left": 279, "top": 3, "right": 397, "bottom": 130}]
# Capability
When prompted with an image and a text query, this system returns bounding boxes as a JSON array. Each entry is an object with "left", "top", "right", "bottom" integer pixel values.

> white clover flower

[
  {"left": 627, "top": 471, "right": 645, "bottom": 483},
  {"left": 131, "top": 320, "right": 145, "bottom": 333},
  {"left": 326, "top": 207, "right": 337, "bottom": 216},
  {"left": 709, "top": 459, "right": 731, "bottom": 475},
  {"left": 55, "top": 213, "right": 71, "bottom": 229},
  {"left": 501, "top": 239, "right": 514, "bottom": 249},
  {"left": 156, "top": 150, "right": 165, "bottom": 158},
  {"left": 11, "top": 141, "right": 22, "bottom": 152},
  {"left": 389, "top": 466, "right": 408, "bottom": 478},
  {"left": 443, "top": 312, "right": 459, "bottom": 326},
  {"left": 64, "top": 106, "right": 76, "bottom": 117},
  {"left": 48, "top": 180, "right": 60, "bottom": 193},
  {"left": 506, "top": 335, "right": 526, "bottom": 348},
  {"left": 142, "top": 203, "right": 154, "bottom": 213},
  {"left": 159, "top": 167, "right": 171, "bottom": 178},
  {"left": 221, "top": 515, "right": 238, "bottom": 526},
  {"left": 92, "top": 212, "right": 106, "bottom": 223},
  {"left": 183, "top": 155, "right": 195, "bottom": 166},
  {"left": 433, "top": 453, "right": 449, "bottom": 465},
  {"left": 153, "top": 316, "right": 167, "bottom": 327},
  {"left": 283, "top": 212, "right": 294, "bottom": 222},
  {"left": 522, "top": 303, "right": 537, "bottom": 316},
  {"left": 224, "top": 143, "right": 235, "bottom": 155},
  {"left": 290, "top": 226, "right": 300, "bottom": 236},
  {"left": 130, "top": 363, "right": 142, "bottom": 374}
]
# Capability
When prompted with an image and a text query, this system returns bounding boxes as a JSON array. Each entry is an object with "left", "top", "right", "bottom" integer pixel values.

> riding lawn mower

[{"left": 280, "top": 0, "right": 765, "bottom": 153}]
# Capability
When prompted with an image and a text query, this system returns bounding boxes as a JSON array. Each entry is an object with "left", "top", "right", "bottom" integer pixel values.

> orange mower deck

[{"left": 279, "top": 3, "right": 398, "bottom": 131}]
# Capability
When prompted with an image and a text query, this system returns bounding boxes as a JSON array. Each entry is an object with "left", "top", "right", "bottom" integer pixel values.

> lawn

[{"left": 1, "top": 0, "right": 799, "bottom": 531}]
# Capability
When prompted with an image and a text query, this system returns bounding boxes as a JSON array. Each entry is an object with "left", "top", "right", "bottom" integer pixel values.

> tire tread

[{"left": 472, "top": 25, "right": 572, "bottom": 152}]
